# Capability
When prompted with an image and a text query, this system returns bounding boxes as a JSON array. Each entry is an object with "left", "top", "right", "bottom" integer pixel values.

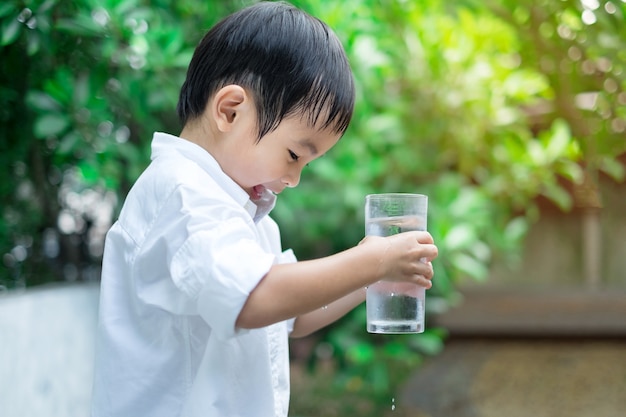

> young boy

[{"left": 91, "top": 2, "right": 437, "bottom": 417}]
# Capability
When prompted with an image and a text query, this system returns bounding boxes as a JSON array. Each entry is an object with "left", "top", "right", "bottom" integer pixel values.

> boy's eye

[{"left": 288, "top": 150, "right": 300, "bottom": 161}]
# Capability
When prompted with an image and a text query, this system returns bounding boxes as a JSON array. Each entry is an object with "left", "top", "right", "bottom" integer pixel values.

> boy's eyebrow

[{"left": 299, "top": 139, "right": 318, "bottom": 156}]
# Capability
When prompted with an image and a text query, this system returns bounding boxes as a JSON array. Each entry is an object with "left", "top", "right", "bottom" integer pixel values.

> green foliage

[
  {"left": 1, "top": 0, "right": 624, "bottom": 414},
  {"left": 282, "top": 0, "right": 625, "bottom": 413},
  {"left": 0, "top": 0, "right": 238, "bottom": 287}
]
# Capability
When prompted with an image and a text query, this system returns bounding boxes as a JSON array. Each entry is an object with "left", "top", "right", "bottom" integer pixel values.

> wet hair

[{"left": 177, "top": 1, "right": 355, "bottom": 140}]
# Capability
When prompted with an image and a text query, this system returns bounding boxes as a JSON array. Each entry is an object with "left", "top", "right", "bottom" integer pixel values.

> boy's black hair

[{"left": 177, "top": 1, "right": 355, "bottom": 140}]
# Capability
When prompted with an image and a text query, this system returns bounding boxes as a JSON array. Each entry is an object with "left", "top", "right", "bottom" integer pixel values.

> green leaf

[
  {"left": 544, "top": 119, "right": 571, "bottom": 161},
  {"left": 600, "top": 156, "right": 626, "bottom": 182},
  {"left": 57, "top": 132, "right": 81, "bottom": 156},
  {"left": 409, "top": 331, "right": 445, "bottom": 355},
  {"left": 74, "top": 73, "right": 89, "bottom": 107},
  {"left": 55, "top": 16, "right": 104, "bottom": 36},
  {"left": 34, "top": 113, "right": 70, "bottom": 138},
  {"left": 504, "top": 217, "right": 528, "bottom": 243},
  {"left": 381, "top": 341, "right": 410, "bottom": 358},
  {"left": 443, "top": 224, "right": 476, "bottom": 251},
  {"left": 369, "top": 362, "right": 390, "bottom": 393},
  {"left": 26, "top": 91, "right": 62, "bottom": 112},
  {"left": 346, "top": 342, "right": 375, "bottom": 365},
  {"left": 78, "top": 161, "right": 100, "bottom": 184},
  {"left": 37, "top": 0, "right": 58, "bottom": 14},
  {"left": 1, "top": 16, "right": 21, "bottom": 46},
  {"left": 542, "top": 181, "right": 572, "bottom": 211},
  {"left": 26, "top": 30, "right": 40, "bottom": 55},
  {"left": 43, "top": 68, "right": 74, "bottom": 105},
  {"left": 0, "top": 3, "right": 15, "bottom": 19},
  {"left": 451, "top": 252, "right": 489, "bottom": 281},
  {"left": 173, "top": 50, "right": 193, "bottom": 67},
  {"left": 556, "top": 160, "right": 583, "bottom": 184}
]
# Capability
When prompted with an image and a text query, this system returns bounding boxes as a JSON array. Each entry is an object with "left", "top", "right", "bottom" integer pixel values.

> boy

[{"left": 91, "top": 2, "right": 437, "bottom": 417}]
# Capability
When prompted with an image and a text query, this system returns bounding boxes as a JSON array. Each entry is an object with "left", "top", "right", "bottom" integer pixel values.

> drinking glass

[{"left": 365, "top": 193, "right": 428, "bottom": 334}]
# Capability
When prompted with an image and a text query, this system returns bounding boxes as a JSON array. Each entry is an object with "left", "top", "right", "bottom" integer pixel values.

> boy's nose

[{"left": 282, "top": 169, "right": 301, "bottom": 188}]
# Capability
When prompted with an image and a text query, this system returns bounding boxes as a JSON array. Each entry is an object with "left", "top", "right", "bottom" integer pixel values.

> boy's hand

[{"left": 360, "top": 232, "right": 437, "bottom": 288}]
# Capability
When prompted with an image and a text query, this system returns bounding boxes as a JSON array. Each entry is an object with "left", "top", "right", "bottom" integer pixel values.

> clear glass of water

[{"left": 365, "top": 193, "right": 428, "bottom": 334}]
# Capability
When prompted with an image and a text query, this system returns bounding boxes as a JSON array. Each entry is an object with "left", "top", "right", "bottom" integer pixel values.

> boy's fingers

[
  {"left": 417, "top": 261, "right": 434, "bottom": 279},
  {"left": 417, "top": 244, "right": 438, "bottom": 262},
  {"left": 410, "top": 231, "right": 434, "bottom": 244},
  {"left": 416, "top": 276, "right": 433, "bottom": 289},
  {"left": 423, "top": 244, "right": 439, "bottom": 262}
]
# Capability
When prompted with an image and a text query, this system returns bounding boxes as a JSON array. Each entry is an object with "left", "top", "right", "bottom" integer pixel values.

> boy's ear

[{"left": 212, "top": 85, "right": 249, "bottom": 132}]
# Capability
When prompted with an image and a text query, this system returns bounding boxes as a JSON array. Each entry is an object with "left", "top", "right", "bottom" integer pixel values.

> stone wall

[{"left": 487, "top": 175, "right": 626, "bottom": 289}]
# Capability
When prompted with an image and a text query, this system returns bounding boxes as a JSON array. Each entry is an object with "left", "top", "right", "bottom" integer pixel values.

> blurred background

[{"left": 1, "top": 0, "right": 625, "bottom": 416}]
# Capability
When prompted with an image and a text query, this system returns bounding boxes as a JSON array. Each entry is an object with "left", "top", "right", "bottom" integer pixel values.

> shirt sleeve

[
  {"left": 129, "top": 174, "right": 278, "bottom": 340},
  {"left": 170, "top": 216, "right": 276, "bottom": 340}
]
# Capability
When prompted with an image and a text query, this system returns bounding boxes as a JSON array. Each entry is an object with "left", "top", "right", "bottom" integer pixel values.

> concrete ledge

[
  {"left": 430, "top": 286, "right": 626, "bottom": 338},
  {"left": 0, "top": 283, "right": 99, "bottom": 417}
]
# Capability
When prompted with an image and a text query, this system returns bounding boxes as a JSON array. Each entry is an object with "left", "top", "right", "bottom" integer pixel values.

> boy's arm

[
  {"left": 235, "top": 231, "right": 436, "bottom": 329},
  {"left": 289, "top": 287, "right": 366, "bottom": 338}
]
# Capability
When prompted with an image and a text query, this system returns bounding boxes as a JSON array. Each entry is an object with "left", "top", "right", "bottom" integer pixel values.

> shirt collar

[{"left": 151, "top": 132, "right": 276, "bottom": 222}]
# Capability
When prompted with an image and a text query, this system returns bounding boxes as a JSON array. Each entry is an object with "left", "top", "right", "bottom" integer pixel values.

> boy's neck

[{"left": 179, "top": 119, "right": 218, "bottom": 156}]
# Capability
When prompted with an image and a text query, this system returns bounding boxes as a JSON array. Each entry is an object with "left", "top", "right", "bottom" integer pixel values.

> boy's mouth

[{"left": 251, "top": 185, "right": 266, "bottom": 200}]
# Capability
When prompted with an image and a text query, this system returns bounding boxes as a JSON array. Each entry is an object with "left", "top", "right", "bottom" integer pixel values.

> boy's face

[{"left": 223, "top": 113, "right": 342, "bottom": 200}]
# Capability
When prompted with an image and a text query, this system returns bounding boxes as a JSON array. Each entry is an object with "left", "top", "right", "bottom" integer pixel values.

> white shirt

[{"left": 91, "top": 132, "right": 296, "bottom": 417}]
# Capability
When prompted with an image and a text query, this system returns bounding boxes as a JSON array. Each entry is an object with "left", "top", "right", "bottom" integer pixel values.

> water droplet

[
  {"left": 391, "top": 397, "right": 396, "bottom": 411},
  {"left": 322, "top": 305, "right": 328, "bottom": 310}
]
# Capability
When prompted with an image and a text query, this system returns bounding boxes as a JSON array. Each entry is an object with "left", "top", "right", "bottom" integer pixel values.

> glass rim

[{"left": 365, "top": 193, "right": 427, "bottom": 200}]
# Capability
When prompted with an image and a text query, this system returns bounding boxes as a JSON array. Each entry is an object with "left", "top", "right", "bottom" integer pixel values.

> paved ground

[
  {"left": 400, "top": 286, "right": 626, "bottom": 417},
  {"left": 401, "top": 338, "right": 626, "bottom": 417}
]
